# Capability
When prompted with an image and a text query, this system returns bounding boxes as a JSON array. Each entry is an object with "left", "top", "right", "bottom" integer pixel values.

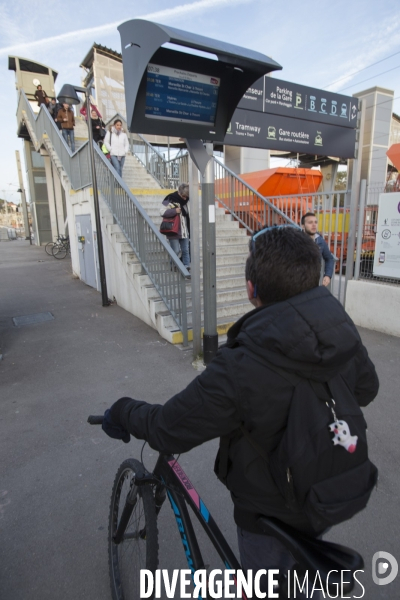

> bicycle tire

[
  {"left": 109, "top": 459, "right": 159, "bottom": 600},
  {"left": 52, "top": 243, "right": 67, "bottom": 259},
  {"left": 45, "top": 242, "right": 55, "bottom": 256}
]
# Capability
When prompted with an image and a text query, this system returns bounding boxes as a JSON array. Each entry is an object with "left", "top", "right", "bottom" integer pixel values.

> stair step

[{"left": 156, "top": 300, "right": 252, "bottom": 328}]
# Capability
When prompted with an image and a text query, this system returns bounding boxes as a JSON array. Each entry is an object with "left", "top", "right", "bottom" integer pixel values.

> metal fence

[{"left": 18, "top": 92, "right": 190, "bottom": 345}]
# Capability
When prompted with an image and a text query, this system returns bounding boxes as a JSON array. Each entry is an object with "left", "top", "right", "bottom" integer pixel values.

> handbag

[
  {"left": 160, "top": 214, "right": 180, "bottom": 237},
  {"left": 101, "top": 132, "right": 112, "bottom": 161},
  {"left": 101, "top": 143, "right": 111, "bottom": 161}
]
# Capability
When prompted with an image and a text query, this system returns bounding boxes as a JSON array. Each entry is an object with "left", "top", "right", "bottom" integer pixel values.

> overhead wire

[
  {"left": 338, "top": 65, "right": 400, "bottom": 92},
  {"left": 323, "top": 50, "right": 400, "bottom": 89}
]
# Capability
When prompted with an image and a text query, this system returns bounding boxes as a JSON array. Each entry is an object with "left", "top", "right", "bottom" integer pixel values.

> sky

[{"left": 1, "top": 0, "right": 400, "bottom": 204}]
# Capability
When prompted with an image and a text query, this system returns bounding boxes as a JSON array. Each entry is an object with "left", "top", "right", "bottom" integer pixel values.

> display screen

[{"left": 145, "top": 63, "right": 220, "bottom": 126}]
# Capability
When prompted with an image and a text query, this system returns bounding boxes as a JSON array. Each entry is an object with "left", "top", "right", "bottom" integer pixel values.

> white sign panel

[{"left": 373, "top": 192, "right": 400, "bottom": 278}]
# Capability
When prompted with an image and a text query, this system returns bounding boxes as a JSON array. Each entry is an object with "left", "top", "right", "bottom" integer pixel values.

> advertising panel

[
  {"left": 373, "top": 192, "right": 400, "bottom": 279},
  {"left": 223, "top": 108, "right": 357, "bottom": 158}
]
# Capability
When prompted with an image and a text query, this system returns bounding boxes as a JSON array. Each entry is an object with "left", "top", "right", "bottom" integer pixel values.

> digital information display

[{"left": 145, "top": 63, "right": 220, "bottom": 126}]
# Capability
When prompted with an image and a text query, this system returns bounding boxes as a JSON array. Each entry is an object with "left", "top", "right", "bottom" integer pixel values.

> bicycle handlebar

[{"left": 88, "top": 415, "right": 104, "bottom": 425}]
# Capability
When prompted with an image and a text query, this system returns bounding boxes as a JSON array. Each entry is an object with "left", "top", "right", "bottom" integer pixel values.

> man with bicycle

[{"left": 102, "top": 226, "right": 378, "bottom": 595}]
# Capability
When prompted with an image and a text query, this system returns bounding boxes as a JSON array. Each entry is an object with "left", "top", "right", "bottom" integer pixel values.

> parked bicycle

[
  {"left": 88, "top": 415, "right": 364, "bottom": 600},
  {"left": 45, "top": 235, "right": 70, "bottom": 259}
]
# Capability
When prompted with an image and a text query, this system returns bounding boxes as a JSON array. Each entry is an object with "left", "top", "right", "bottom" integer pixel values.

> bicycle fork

[{"left": 113, "top": 471, "right": 164, "bottom": 545}]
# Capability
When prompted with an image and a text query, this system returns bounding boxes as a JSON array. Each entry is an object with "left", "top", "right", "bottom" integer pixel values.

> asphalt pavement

[{"left": 1, "top": 240, "right": 399, "bottom": 600}]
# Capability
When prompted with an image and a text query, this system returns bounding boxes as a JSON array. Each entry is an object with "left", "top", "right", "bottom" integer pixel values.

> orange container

[{"left": 214, "top": 167, "right": 323, "bottom": 230}]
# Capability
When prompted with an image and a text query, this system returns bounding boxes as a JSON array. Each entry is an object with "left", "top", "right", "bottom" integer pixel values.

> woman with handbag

[
  {"left": 160, "top": 183, "right": 190, "bottom": 270},
  {"left": 90, "top": 110, "right": 106, "bottom": 147}
]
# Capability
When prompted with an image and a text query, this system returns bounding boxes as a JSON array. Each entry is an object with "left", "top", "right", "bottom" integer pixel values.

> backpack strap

[
  {"left": 239, "top": 361, "right": 333, "bottom": 466},
  {"left": 216, "top": 354, "right": 334, "bottom": 482}
]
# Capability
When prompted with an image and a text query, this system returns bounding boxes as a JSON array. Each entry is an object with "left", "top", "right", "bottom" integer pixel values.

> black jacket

[
  {"left": 91, "top": 117, "right": 105, "bottom": 143},
  {"left": 114, "top": 286, "right": 379, "bottom": 534},
  {"left": 161, "top": 191, "right": 190, "bottom": 239}
]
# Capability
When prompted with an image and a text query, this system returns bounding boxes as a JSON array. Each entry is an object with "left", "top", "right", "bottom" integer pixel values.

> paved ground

[{"left": 1, "top": 240, "right": 399, "bottom": 600}]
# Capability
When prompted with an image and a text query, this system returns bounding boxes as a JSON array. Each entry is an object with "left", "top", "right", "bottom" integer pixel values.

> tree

[{"left": 335, "top": 170, "right": 347, "bottom": 191}]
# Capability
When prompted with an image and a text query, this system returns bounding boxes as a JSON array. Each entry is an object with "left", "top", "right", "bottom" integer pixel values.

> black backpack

[{"left": 217, "top": 364, "right": 378, "bottom": 533}]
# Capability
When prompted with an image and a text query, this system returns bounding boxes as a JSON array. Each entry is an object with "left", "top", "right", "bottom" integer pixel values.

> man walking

[
  {"left": 301, "top": 212, "right": 334, "bottom": 286},
  {"left": 57, "top": 103, "right": 75, "bottom": 153}
]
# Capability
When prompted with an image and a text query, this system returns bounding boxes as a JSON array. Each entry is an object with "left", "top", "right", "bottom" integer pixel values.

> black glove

[{"left": 102, "top": 408, "right": 131, "bottom": 443}]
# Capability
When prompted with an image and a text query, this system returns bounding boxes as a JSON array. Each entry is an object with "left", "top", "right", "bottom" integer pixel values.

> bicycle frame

[{"left": 142, "top": 453, "right": 247, "bottom": 597}]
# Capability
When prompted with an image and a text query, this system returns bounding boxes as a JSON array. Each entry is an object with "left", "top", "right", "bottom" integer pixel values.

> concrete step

[
  {"left": 157, "top": 300, "right": 252, "bottom": 329},
  {"left": 215, "top": 263, "right": 246, "bottom": 277}
]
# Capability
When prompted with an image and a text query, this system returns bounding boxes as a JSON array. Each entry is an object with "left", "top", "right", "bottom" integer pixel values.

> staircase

[
  {"left": 17, "top": 92, "right": 290, "bottom": 348},
  {"left": 134, "top": 189, "right": 251, "bottom": 343},
  {"left": 101, "top": 151, "right": 251, "bottom": 344}
]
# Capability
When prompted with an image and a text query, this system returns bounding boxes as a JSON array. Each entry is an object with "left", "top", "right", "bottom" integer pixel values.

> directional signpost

[{"left": 223, "top": 76, "right": 358, "bottom": 158}]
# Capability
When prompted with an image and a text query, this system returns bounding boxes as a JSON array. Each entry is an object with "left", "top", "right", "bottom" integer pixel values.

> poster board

[{"left": 373, "top": 192, "right": 400, "bottom": 278}]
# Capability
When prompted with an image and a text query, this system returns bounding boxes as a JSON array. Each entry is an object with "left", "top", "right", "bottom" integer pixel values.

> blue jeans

[
  {"left": 169, "top": 237, "right": 190, "bottom": 267},
  {"left": 110, "top": 155, "right": 125, "bottom": 178},
  {"left": 62, "top": 129, "right": 75, "bottom": 153}
]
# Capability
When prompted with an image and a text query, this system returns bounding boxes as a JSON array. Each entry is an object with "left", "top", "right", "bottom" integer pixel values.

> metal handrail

[
  {"left": 104, "top": 112, "right": 189, "bottom": 189},
  {"left": 213, "top": 157, "right": 298, "bottom": 232},
  {"left": 17, "top": 91, "right": 189, "bottom": 345}
]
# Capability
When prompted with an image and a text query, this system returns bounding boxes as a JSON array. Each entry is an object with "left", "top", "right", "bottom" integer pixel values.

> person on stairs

[
  {"left": 56, "top": 103, "right": 76, "bottom": 153},
  {"left": 104, "top": 119, "right": 129, "bottom": 178},
  {"left": 160, "top": 183, "right": 190, "bottom": 270}
]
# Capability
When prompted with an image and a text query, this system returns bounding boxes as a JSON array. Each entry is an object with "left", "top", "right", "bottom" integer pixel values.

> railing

[
  {"left": 18, "top": 91, "right": 190, "bottom": 345},
  {"left": 213, "top": 155, "right": 350, "bottom": 302},
  {"left": 131, "top": 134, "right": 189, "bottom": 189},
  {"left": 17, "top": 91, "right": 91, "bottom": 191},
  {"left": 213, "top": 158, "right": 297, "bottom": 231}
]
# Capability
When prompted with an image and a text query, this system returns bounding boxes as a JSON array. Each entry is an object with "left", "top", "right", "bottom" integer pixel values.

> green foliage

[{"left": 335, "top": 170, "right": 347, "bottom": 191}]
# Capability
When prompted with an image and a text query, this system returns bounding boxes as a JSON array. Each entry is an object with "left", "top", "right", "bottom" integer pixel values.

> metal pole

[
  {"left": 201, "top": 143, "right": 218, "bottom": 364},
  {"left": 353, "top": 179, "right": 367, "bottom": 280},
  {"left": 86, "top": 92, "right": 109, "bottom": 306},
  {"left": 188, "top": 156, "right": 202, "bottom": 358},
  {"left": 15, "top": 150, "right": 31, "bottom": 243},
  {"left": 344, "top": 99, "right": 365, "bottom": 300}
]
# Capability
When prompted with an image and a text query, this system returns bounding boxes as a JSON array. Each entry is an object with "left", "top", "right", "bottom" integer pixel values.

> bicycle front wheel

[
  {"left": 109, "top": 459, "right": 159, "bottom": 600},
  {"left": 45, "top": 242, "right": 55, "bottom": 256},
  {"left": 52, "top": 243, "right": 67, "bottom": 259}
]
